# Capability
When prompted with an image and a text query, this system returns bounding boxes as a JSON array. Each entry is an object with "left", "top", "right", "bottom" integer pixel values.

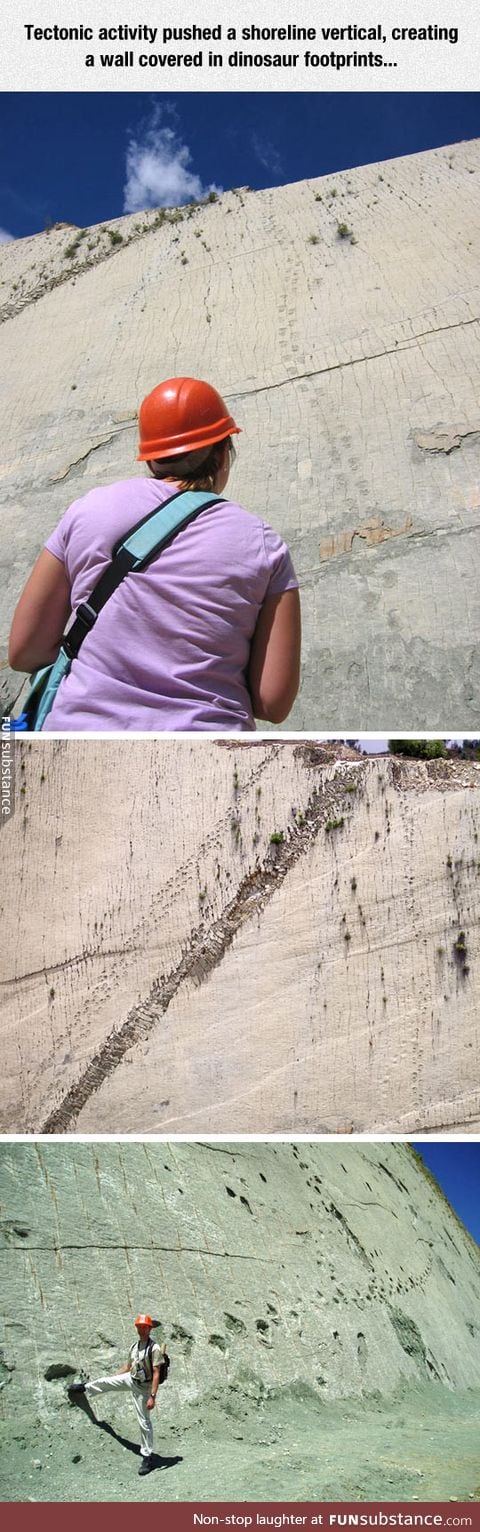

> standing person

[
  {"left": 9, "top": 378, "right": 301, "bottom": 731},
  {"left": 68, "top": 1314, "right": 169, "bottom": 1476}
]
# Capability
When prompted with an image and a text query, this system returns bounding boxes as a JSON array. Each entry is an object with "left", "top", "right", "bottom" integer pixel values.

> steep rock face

[
  {"left": 2, "top": 747, "right": 479, "bottom": 1133},
  {"left": 1, "top": 141, "right": 480, "bottom": 727},
  {"left": 1, "top": 1142, "right": 479, "bottom": 1422}
]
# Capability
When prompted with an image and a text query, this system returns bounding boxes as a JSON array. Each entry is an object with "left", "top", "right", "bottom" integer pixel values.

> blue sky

[
  {"left": 1, "top": 91, "right": 479, "bottom": 240},
  {"left": 411, "top": 1144, "right": 480, "bottom": 1243}
]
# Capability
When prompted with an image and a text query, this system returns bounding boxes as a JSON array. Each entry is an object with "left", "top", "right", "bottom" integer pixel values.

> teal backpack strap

[
  {"left": 62, "top": 489, "right": 222, "bottom": 660},
  {"left": 121, "top": 489, "right": 221, "bottom": 567}
]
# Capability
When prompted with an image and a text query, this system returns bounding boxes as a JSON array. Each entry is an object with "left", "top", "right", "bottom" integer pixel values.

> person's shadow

[{"left": 70, "top": 1394, "right": 182, "bottom": 1472}]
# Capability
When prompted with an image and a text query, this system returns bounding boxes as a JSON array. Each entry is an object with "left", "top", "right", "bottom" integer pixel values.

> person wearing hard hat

[
  {"left": 9, "top": 377, "right": 301, "bottom": 731},
  {"left": 68, "top": 1314, "right": 168, "bottom": 1476}
]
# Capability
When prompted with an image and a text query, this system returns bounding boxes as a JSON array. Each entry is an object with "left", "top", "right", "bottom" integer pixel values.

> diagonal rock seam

[
  {"left": 0, "top": 946, "right": 140, "bottom": 992},
  {"left": 230, "top": 315, "right": 480, "bottom": 398},
  {"left": 40, "top": 765, "right": 365, "bottom": 1133},
  {"left": 306, "top": 519, "right": 480, "bottom": 579},
  {"left": 50, "top": 422, "right": 136, "bottom": 483}
]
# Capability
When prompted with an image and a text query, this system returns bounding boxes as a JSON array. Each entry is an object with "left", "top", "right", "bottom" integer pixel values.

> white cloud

[
  {"left": 251, "top": 133, "right": 283, "bottom": 177},
  {"left": 123, "top": 110, "right": 222, "bottom": 213},
  {"left": 0, "top": 227, "right": 14, "bottom": 243}
]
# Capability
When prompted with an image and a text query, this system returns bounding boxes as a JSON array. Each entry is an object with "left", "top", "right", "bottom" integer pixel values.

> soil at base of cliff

[{"left": 2, "top": 1382, "right": 480, "bottom": 1503}]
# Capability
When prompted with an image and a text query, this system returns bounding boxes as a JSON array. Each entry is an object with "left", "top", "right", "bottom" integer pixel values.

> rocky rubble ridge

[{"left": 2, "top": 747, "right": 480, "bottom": 1134}]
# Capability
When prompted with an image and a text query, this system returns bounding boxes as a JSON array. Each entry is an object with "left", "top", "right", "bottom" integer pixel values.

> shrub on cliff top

[{"left": 388, "top": 740, "right": 448, "bottom": 760}]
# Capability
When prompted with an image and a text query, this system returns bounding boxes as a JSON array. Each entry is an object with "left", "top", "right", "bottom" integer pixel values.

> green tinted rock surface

[{"left": 1, "top": 1142, "right": 480, "bottom": 1500}]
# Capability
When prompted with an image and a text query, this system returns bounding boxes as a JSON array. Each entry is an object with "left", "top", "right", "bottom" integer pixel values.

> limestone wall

[
  {"left": 1, "top": 140, "right": 480, "bottom": 727},
  {"left": 1, "top": 1141, "right": 479, "bottom": 1430},
  {"left": 2, "top": 745, "right": 479, "bottom": 1133}
]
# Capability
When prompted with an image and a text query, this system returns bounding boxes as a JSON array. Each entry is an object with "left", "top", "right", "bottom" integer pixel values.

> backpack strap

[
  {"left": 146, "top": 1339, "right": 153, "bottom": 1383},
  {"left": 63, "top": 488, "right": 221, "bottom": 662}
]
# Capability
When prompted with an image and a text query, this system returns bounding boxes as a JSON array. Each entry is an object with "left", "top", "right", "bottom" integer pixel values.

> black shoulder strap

[{"left": 63, "top": 487, "right": 221, "bottom": 662}]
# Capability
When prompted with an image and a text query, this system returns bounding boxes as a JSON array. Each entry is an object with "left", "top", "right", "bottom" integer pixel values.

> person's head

[
  {"left": 135, "top": 1313, "right": 154, "bottom": 1341},
  {"left": 137, "top": 377, "right": 240, "bottom": 492}
]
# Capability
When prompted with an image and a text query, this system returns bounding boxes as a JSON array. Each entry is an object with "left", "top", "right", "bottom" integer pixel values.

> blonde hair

[{"left": 147, "top": 438, "right": 234, "bottom": 492}]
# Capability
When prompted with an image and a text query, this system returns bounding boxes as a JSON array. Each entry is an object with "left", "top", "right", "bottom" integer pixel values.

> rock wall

[
  {"left": 1, "top": 1141, "right": 480, "bottom": 1428},
  {"left": 2, "top": 745, "right": 479, "bottom": 1133},
  {"left": 1, "top": 140, "right": 480, "bottom": 727}
]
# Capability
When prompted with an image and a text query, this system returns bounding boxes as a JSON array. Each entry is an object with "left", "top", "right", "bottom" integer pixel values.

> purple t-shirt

[{"left": 43, "top": 478, "right": 298, "bottom": 731}]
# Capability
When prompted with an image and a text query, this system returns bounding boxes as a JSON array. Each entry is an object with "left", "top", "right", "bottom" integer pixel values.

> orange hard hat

[
  {"left": 135, "top": 1314, "right": 154, "bottom": 1328},
  {"left": 137, "top": 377, "right": 240, "bottom": 461}
]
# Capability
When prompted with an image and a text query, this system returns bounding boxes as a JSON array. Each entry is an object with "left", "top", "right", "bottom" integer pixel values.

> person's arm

[
  {"left": 248, "top": 588, "right": 301, "bottom": 724},
  {"left": 117, "top": 1358, "right": 131, "bottom": 1375},
  {"left": 8, "top": 550, "right": 71, "bottom": 671},
  {"left": 147, "top": 1366, "right": 161, "bottom": 1409}
]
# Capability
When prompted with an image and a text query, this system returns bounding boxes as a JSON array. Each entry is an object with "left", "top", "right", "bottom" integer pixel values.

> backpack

[
  {"left": 12, "top": 488, "right": 222, "bottom": 731},
  {"left": 151, "top": 1341, "right": 170, "bottom": 1386},
  {"left": 131, "top": 1338, "right": 170, "bottom": 1385}
]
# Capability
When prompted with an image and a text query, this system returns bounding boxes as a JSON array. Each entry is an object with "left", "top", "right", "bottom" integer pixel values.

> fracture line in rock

[
  {"left": 230, "top": 314, "right": 480, "bottom": 401},
  {"left": 2, "top": 1242, "right": 273, "bottom": 1261},
  {"left": 40, "top": 766, "right": 364, "bottom": 1133}
]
